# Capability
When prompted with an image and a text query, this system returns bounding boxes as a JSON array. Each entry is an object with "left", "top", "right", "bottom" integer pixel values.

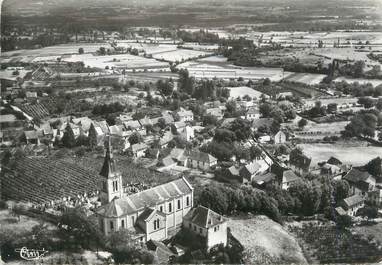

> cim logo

[{"left": 15, "top": 247, "right": 48, "bottom": 261}]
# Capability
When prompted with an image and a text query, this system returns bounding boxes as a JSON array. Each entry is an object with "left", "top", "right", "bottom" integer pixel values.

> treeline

[
  {"left": 178, "top": 69, "right": 230, "bottom": 101},
  {"left": 197, "top": 177, "right": 352, "bottom": 223},
  {"left": 177, "top": 29, "right": 219, "bottom": 44}
]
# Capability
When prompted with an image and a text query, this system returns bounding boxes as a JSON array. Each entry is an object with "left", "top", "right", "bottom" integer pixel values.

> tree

[
  {"left": 357, "top": 206, "right": 378, "bottom": 222},
  {"left": 76, "top": 134, "right": 89, "bottom": 146},
  {"left": 59, "top": 208, "right": 104, "bottom": 249},
  {"left": 364, "top": 157, "right": 382, "bottom": 179},
  {"left": 99, "top": 47, "right": 106, "bottom": 55},
  {"left": 128, "top": 132, "right": 142, "bottom": 145},
  {"left": 202, "top": 114, "right": 219, "bottom": 126},
  {"left": 333, "top": 180, "right": 350, "bottom": 204},
  {"left": 336, "top": 214, "right": 352, "bottom": 229},
  {"left": 229, "top": 118, "right": 252, "bottom": 142},
  {"left": 78, "top": 47, "right": 84, "bottom": 54},
  {"left": 250, "top": 146, "right": 262, "bottom": 160},
  {"left": 259, "top": 103, "right": 272, "bottom": 117},
  {"left": 62, "top": 123, "right": 76, "bottom": 148},
  {"left": 298, "top": 118, "right": 308, "bottom": 129},
  {"left": 213, "top": 129, "right": 236, "bottom": 143},
  {"left": 327, "top": 103, "right": 338, "bottom": 113},
  {"left": 358, "top": 97, "right": 375, "bottom": 109},
  {"left": 88, "top": 123, "right": 98, "bottom": 148}
]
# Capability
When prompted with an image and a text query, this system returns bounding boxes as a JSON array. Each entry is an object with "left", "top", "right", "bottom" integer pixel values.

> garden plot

[
  {"left": 226, "top": 86, "right": 269, "bottom": 99},
  {"left": 297, "top": 143, "right": 382, "bottom": 166},
  {"left": 334, "top": 77, "right": 382, "bottom": 87},
  {"left": 283, "top": 72, "right": 326, "bottom": 85},
  {"left": 151, "top": 49, "right": 212, "bottom": 62},
  {"left": 62, "top": 53, "right": 170, "bottom": 71}
]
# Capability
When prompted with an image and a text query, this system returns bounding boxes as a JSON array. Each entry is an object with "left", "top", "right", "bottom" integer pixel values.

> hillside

[{"left": 228, "top": 215, "right": 307, "bottom": 265}]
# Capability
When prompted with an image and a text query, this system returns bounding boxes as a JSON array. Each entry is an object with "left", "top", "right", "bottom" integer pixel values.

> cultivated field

[
  {"left": 62, "top": 53, "right": 170, "bottom": 71},
  {"left": 228, "top": 215, "right": 307, "bottom": 265},
  {"left": 151, "top": 49, "right": 212, "bottom": 62},
  {"left": 0, "top": 43, "right": 111, "bottom": 63},
  {"left": 226, "top": 86, "right": 269, "bottom": 99},
  {"left": 298, "top": 142, "right": 382, "bottom": 166},
  {"left": 284, "top": 72, "right": 326, "bottom": 85},
  {"left": 115, "top": 41, "right": 178, "bottom": 55}
]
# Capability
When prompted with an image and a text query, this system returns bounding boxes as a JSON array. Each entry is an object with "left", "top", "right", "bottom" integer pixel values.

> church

[{"left": 96, "top": 142, "right": 194, "bottom": 242}]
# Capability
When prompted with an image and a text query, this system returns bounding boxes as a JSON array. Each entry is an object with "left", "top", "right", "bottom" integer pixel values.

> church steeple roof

[{"left": 100, "top": 137, "right": 118, "bottom": 178}]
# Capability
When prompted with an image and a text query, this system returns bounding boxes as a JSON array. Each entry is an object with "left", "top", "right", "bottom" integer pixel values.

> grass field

[
  {"left": 62, "top": 53, "right": 169, "bottom": 71},
  {"left": 226, "top": 86, "right": 269, "bottom": 99},
  {"left": 298, "top": 142, "right": 382, "bottom": 166},
  {"left": 228, "top": 215, "right": 307, "bottom": 265},
  {"left": 151, "top": 49, "right": 212, "bottom": 62}
]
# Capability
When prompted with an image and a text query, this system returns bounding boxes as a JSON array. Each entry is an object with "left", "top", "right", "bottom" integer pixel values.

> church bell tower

[{"left": 99, "top": 137, "right": 123, "bottom": 204}]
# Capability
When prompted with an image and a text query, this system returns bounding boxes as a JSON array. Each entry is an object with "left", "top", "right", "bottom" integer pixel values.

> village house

[
  {"left": 179, "top": 125, "right": 194, "bottom": 142},
  {"left": 368, "top": 188, "right": 382, "bottom": 207},
  {"left": 176, "top": 107, "right": 194, "bottom": 122},
  {"left": 272, "top": 130, "right": 287, "bottom": 144},
  {"left": 252, "top": 172, "right": 277, "bottom": 189},
  {"left": 169, "top": 148, "right": 188, "bottom": 167},
  {"left": 205, "top": 107, "right": 224, "bottom": 120},
  {"left": 59, "top": 122, "right": 81, "bottom": 139},
  {"left": 109, "top": 124, "right": 131, "bottom": 150},
  {"left": 183, "top": 205, "right": 228, "bottom": 250},
  {"left": 341, "top": 194, "right": 365, "bottom": 216},
  {"left": 220, "top": 165, "right": 241, "bottom": 184},
  {"left": 246, "top": 107, "right": 260, "bottom": 120},
  {"left": 271, "top": 163, "right": 300, "bottom": 190},
  {"left": 72, "top": 116, "right": 94, "bottom": 136},
  {"left": 289, "top": 149, "right": 312, "bottom": 175},
  {"left": 188, "top": 151, "right": 217, "bottom": 171},
  {"left": 343, "top": 168, "right": 376, "bottom": 197},
  {"left": 239, "top": 162, "right": 262, "bottom": 183},
  {"left": 131, "top": 143, "right": 148, "bottom": 158},
  {"left": 24, "top": 130, "right": 41, "bottom": 145},
  {"left": 172, "top": 121, "right": 187, "bottom": 134},
  {"left": 157, "top": 131, "right": 174, "bottom": 149}
]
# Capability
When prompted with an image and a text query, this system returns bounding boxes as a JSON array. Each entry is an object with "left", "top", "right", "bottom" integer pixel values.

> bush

[{"left": 0, "top": 200, "right": 8, "bottom": 210}]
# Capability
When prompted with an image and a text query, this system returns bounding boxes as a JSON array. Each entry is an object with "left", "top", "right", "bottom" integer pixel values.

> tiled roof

[
  {"left": 289, "top": 149, "right": 311, "bottom": 170},
  {"left": 131, "top": 143, "right": 148, "bottom": 152},
  {"left": 343, "top": 194, "right": 364, "bottom": 208},
  {"left": 344, "top": 168, "right": 374, "bottom": 183},
  {"left": 24, "top": 130, "right": 40, "bottom": 140},
  {"left": 252, "top": 172, "right": 276, "bottom": 184},
  {"left": 283, "top": 169, "right": 300, "bottom": 183},
  {"left": 170, "top": 148, "right": 186, "bottom": 161},
  {"left": 247, "top": 107, "right": 259, "bottom": 115},
  {"left": 72, "top": 116, "right": 93, "bottom": 132},
  {"left": 97, "top": 177, "right": 193, "bottom": 217},
  {"left": 188, "top": 150, "right": 217, "bottom": 164},
  {"left": 327, "top": 156, "right": 342, "bottom": 165},
  {"left": 184, "top": 205, "right": 226, "bottom": 228},
  {"left": 335, "top": 206, "right": 347, "bottom": 216},
  {"left": 162, "top": 156, "right": 176, "bottom": 167},
  {"left": 177, "top": 108, "right": 193, "bottom": 117},
  {"left": 227, "top": 166, "right": 240, "bottom": 176}
]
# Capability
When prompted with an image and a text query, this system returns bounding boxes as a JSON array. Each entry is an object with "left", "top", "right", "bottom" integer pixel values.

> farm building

[
  {"left": 176, "top": 107, "right": 194, "bottom": 122},
  {"left": 341, "top": 195, "right": 365, "bottom": 216},
  {"left": 188, "top": 151, "right": 217, "bottom": 171},
  {"left": 273, "top": 131, "right": 287, "bottom": 144},
  {"left": 343, "top": 168, "right": 376, "bottom": 197}
]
